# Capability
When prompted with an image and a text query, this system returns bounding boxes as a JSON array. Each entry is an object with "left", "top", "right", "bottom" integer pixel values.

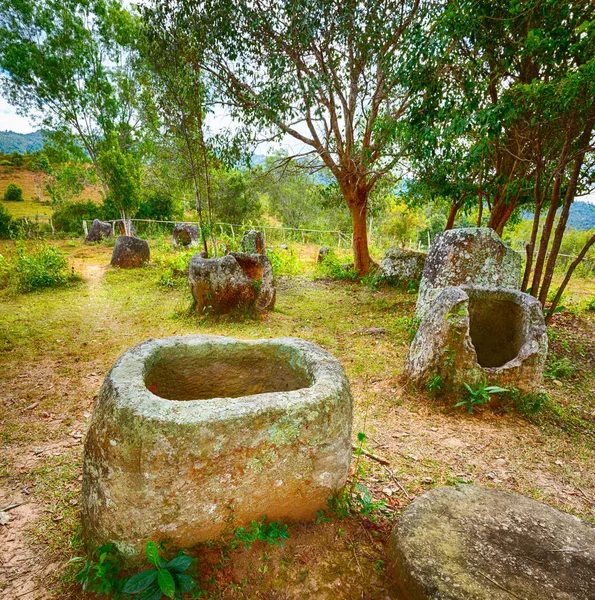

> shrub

[
  {"left": 52, "top": 200, "right": 102, "bottom": 234},
  {"left": 3, "top": 182, "right": 24, "bottom": 202},
  {"left": 267, "top": 248, "right": 302, "bottom": 277},
  {"left": 136, "top": 191, "right": 178, "bottom": 221},
  {"left": 0, "top": 254, "right": 11, "bottom": 289},
  {"left": 315, "top": 249, "right": 357, "bottom": 280},
  {"left": 0, "top": 203, "right": 13, "bottom": 238},
  {"left": 13, "top": 244, "right": 74, "bottom": 292}
]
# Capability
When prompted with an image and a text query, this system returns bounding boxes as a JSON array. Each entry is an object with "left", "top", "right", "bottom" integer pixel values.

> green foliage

[
  {"left": 231, "top": 518, "right": 290, "bottom": 550},
  {"left": 3, "top": 182, "right": 24, "bottom": 202},
  {"left": 426, "top": 374, "right": 444, "bottom": 395},
  {"left": 352, "top": 483, "right": 386, "bottom": 520},
  {"left": 545, "top": 356, "right": 576, "bottom": 380},
  {"left": 0, "top": 202, "right": 13, "bottom": 238},
  {"left": 136, "top": 192, "right": 178, "bottom": 221},
  {"left": 211, "top": 169, "right": 262, "bottom": 223},
  {"left": 315, "top": 509, "right": 330, "bottom": 524},
  {"left": 455, "top": 380, "right": 508, "bottom": 414},
  {"left": 394, "top": 315, "right": 420, "bottom": 342},
  {"left": 0, "top": 253, "right": 12, "bottom": 289},
  {"left": 587, "top": 298, "right": 595, "bottom": 311},
  {"left": 504, "top": 389, "right": 547, "bottom": 415},
  {"left": 381, "top": 200, "right": 427, "bottom": 248},
  {"left": 10, "top": 244, "right": 75, "bottom": 292},
  {"left": 69, "top": 543, "right": 123, "bottom": 597},
  {"left": 122, "top": 541, "right": 197, "bottom": 600},
  {"left": 315, "top": 250, "right": 357, "bottom": 281},
  {"left": 52, "top": 201, "right": 102, "bottom": 235},
  {"left": 266, "top": 248, "right": 302, "bottom": 277}
]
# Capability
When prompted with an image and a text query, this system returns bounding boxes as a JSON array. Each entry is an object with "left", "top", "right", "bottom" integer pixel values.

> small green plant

[
  {"left": 455, "top": 380, "right": 508, "bottom": 414},
  {"left": 427, "top": 374, "right": 444, "bottom": 395},
  {"left": 586, "top": 298, "right": 595, "bottom": 311},
  {"left": 315, "top": 249, "right": 358, "bottom": 280},
  {"left": 505, "top": 388, "right": 547, "bottom": 415},
  {"left": 3, "top": 182, "right": 24, "bottom": 202},
  {"left": 352, "top": 483, "right": 386, "bottom": 520},
  {"left": 545, "top": 356, "right": 576, "bottom": 380},
  {"left": 231, "top": 517, "right": 290, "bottom": 550},
  {"left": 69, "top": 543, "right": 123, "bottom": 596},
  {"left": 267, "top": 248, "right": 302, "bottom": 277},
  {"left": 123, "top": 541, "right": 197, "bottom": 600},
  {"left": 315, "top": 509, "right": 330, "bottom": 524}
]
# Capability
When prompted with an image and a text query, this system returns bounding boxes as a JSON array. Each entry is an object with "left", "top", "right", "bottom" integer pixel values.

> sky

[{"left": 2, "top": 96, "right": 595, "bottom": 204}]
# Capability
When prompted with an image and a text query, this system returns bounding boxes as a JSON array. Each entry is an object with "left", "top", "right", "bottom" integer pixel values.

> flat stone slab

[
  {"left": 81, "top": 335, "right": 352, "bottom": 560},
  {"left": 388, "top": 485, "right": 595, "bottom": 600}
]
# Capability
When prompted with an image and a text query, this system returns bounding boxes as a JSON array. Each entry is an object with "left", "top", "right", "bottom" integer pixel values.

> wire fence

[{"left": 82, "top": 218, "right": 352, "bottom": 248}]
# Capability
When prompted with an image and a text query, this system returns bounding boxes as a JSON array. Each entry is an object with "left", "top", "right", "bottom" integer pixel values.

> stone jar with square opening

[{"left": 81, "top": 335, "right": 352, "bottom": 560}]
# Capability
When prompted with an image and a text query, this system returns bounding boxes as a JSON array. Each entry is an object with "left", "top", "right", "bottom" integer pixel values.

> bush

[
  {"left": 52, "top": 200, "right": 102, "bottom": 234},
  {"left": 0, "top": 203, "right": 13, "bottom": 238},
  {"left": 267, "top": 248, "right": 302, "bottom": 277},
  {"left": 0, "top": 254, "right": 11, "bottom": 289},
  {"left": 136, "top": 191, "right": 178, "bottom": 221},
  {"left": 3, "top": 182, "right": 24, "bottom": 202},
  {"left": 12, "top": 244, "right": 75, "bottom": 292},
  {"left": 315, "top": 249, "right": 357, "bottom": 280}
]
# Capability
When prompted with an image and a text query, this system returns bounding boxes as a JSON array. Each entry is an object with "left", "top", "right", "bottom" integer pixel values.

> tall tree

[
  {"left": 144, "top": 0, "right": 427, "bottom": 274},
  {"left": 0, "top": 0, "right": 139, "bottom": 195}
]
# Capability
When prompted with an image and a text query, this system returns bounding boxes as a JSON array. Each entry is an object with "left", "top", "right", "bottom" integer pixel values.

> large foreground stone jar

[
  {"left": 405, "top": 286, "right": 547, "bottom": 392},
  {"left": 417, "top": 228, "right": 521, "bottom": 319},
  {"left": 188, "top": 252, "right": 275, "bottom": 314},
  {"left": 81, "top": 335, "right": 352, "bottom": 559}
]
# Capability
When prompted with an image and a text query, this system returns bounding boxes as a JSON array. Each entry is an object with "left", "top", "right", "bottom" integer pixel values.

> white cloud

[{"left": 0, "top": 96, "right": 37, "bottom": 134}]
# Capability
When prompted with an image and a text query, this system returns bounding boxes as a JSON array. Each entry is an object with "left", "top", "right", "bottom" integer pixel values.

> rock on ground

[
  {"left": 110, "top": 236, "right": 150, "bottom": 268},
  {"left": 85, "top": 219, "right": 113, "bottom": 243},
  {"left": 173, "top": 223, "right": 200, "bottom": 248},
  {"left": 240, "top": 229, "right": 265, "bottom": 254},
  {"left": 379, "top": 247, "right": 426, "bottom": 283},
  {"left": 405, "top": 286, "right": 547, "bottom": 393},
  {"left": 81, "top": 335, "right": 353, "bottom": 561},
  {"left": 188, "top": 252, "right": 275, "bottom": 315},
  {"left": 417, "top": 228, "right": 521, "bottom": 319},
  {"left": 388, "top": 484, "right": 595, "bottom": 600},
  {"left": 318, "top": 247, "right": 330, "bottom": 263}
]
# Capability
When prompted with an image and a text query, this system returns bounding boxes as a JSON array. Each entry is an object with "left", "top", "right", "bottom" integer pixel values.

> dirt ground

[{"left": 1, "top": 240, "right": 594, "bottom": 599}]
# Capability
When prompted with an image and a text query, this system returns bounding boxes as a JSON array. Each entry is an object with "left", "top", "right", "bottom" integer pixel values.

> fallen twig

[
  {"left": 382, "top": 465, "right": 412, "bottom": 500},
  {"left": 0, "top": 502, "right": 28, "bottom": 512},
  {"left": 352, "top": 445, "right": 390, "bottom": 466},
  {"left": 476, "top": 570, "right": 524, "bottom": 599}
]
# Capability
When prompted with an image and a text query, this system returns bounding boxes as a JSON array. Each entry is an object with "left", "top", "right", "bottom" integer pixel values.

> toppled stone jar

[
  {"left": 81, "top": 335, "right": 353, "bottom": 559},
  {"left": 85, "top": 219, "right": 113, "bottom": 243},
  {"left": 405, "top": 286, "right": 547, "bottom": 393},
  {"left": 172, "top": 223, "right": 200, "bottom": 248},
  {"left": 417, "top": 228, "right": 521, "bottom": 319},
  {"left": 188, "top": 252, "right": 275, "bottom": 314}
]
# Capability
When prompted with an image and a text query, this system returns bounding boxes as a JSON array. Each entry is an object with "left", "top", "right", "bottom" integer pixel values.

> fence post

[{"left": 82, "top": 220, "right": 88, "bottom": 236}]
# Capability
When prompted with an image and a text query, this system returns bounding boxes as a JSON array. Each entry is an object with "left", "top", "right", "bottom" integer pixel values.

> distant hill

[
  {"left": 0, "top": 130, "right": 44, "bottom": 154},
  {"left": 567, "top": 200, "right": 595, "bottom": 230}
]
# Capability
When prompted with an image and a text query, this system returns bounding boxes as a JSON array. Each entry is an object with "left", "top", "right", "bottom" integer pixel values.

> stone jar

[{"left": 81, "top": 335, "right": 353, "bottom": 560}]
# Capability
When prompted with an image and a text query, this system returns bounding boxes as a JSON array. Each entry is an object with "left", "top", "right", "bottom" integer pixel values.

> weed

[
  {"left": 455, "top": 379, "right": 508, "bottom": 414},
  {"left": 267, "top": 247, "right": 302, "bottom": 277},
  {"left": 352, "top": 483, "right": 386, "bottom": 520},
  {"left": 122, "top": 541, "right": 197, "bottom": 600},
  {"left": 545, "top": 356, "right": 576, "bottom": 380},
  {"left": 315, "top": 249, "right": 358, "bottom": 280},
  {"left": 8, "top": 244, "right": 77, "bottom": 292},
  {"left": 315, "top": 509, "right": 330, "bottom": 524},
  {"left": 426, "top": 374, "right": 444, "bottom": 395},
  {"left": 504, "top": 388, "right": 547, "bottom": 415},
  {"left": 587, "top": 298, "right": 595, "bottom": 311},
  {"left": 69, "top": 544, "right": 123, "bottom": 597},
  {"left": 231, "top": 517, "right": 290, "bottom": 550}
]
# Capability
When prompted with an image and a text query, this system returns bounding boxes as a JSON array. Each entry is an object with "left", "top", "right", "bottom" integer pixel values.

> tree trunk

[
  {"left": 445, "top": 200, "right": 459, "bottom": 230},
  {"left": 538, "top": 117, "right": 595, "bottom": 306},
  {"left": 546, "top": 232, "right": 595, "bottom": 324},
  {"left": 346, "top": 189, "right": 372, "bottom": 275}
]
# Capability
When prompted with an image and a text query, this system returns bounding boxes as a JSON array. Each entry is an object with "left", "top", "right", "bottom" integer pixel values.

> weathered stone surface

[
  {"left": 115, "top": 220, "right": 138, "bottom": 237},
  {"left": 172, "top": 223, "right": 200, "bottom": 248},
  {"left": 85, "top": 219, "right": 113, "bottom": 243},
  {"left": 188, "top": 252, "right": 275, "bottom": 314},
  {"left": 240, "top": 229, "right": 265, "bottom": 254},
  {"left": 318, "top": 247, "right": 330, "bottom": 263},
  {"left": 379, "top": 247, "right": 426, "bottom": 283},
  {"left": 81, "top": 335, "right": 353, "bottom": 560},
  {"left": 417, "top": 228, "right": 521, "bottom": 319},
  {"left": 388, "top": 485, "right": 595, "bottom": 600},
  {"left": 110, "top": 236, "right": 150, "bottom": 269},
  {"left": 405, "top": 286, "right": 547, "bottom": 392}
]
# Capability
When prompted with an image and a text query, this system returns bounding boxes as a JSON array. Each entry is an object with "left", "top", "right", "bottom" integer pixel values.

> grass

[
  {"left": 0, "top": 166, "right": 103, "bottom": 220},
  {"left": 1, "top": 237, "right": 595, "bottom": 598}
]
